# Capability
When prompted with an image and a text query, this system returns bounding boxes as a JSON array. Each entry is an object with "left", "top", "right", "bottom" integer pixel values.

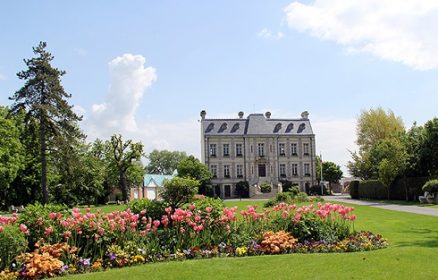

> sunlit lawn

[{"left": 63, "top": 199, "right": 438, "bottom": 280}]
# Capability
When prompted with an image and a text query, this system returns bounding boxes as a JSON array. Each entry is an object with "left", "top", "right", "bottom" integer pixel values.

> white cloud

[
  {"left": 89, "top": 53, "right": 157, "bottom": 137},
  {"left": 258, "top": 28, "right": 285, "bottom": 40},
  {"left": 284, "top": 0, "right": 438, "bottom": 70}
]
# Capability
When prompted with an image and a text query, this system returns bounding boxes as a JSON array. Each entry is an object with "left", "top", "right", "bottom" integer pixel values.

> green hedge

[
  {"left": 358, "top": 180, "right": 387, "bottom": 200},
  {"left": 349, "top": 180, "right": 360, "bottom": 199}
]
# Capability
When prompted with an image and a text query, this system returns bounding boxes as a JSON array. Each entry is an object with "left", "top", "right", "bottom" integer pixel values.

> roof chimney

[
  {"left": 238, "top": 111, "right": 244, "bottom": 118},
  {"left": 200, "top": 110, "right": 206, "bottom": 120},
  {"left": 265, "top": 111, "right": 271, "bottom": 119},
  {"left": 301, "top": 111, "right": 309, "bottom": 120}
]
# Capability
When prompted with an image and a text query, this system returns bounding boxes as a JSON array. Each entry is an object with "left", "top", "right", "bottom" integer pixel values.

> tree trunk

[
  {"left": 40, "top": 118, "right": 48, "bottom": 204},
  {"left": 120, "top": 174, "right": 128, "bottom": 202}
]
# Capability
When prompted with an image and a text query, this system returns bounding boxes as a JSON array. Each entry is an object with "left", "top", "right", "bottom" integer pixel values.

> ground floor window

[{"left": 224, "top": 185, "right": 231, "bottom": 198}]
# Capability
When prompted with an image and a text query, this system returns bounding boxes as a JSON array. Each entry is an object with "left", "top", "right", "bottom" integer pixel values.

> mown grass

[{"left": 62, "top": 200, "right": 438, "bottom": 280}]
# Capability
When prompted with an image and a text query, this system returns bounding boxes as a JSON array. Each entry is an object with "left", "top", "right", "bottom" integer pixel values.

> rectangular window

[
  {"left": 250, "top": 145, "right": 253, "bottom": 153},
  {"left": 258, "top": 143, "right": 265, "bottom": 157},
  {"left": 304, "top": 163, "right": 310, "bottom": 176},
  {"left": 236, "top": 144, "right": 243, "bottom": 157},
  {"left": 303, "top": 143, "right": 310, "bottom": 156},
  {"left": 291, "top": 143, "right": 297, "bottom": 156},
  {"left": 223, "top": 144, "right": 229, "bottom": 157},
  {"left": 210, "top": 165, "right": 217, "bottom": 178},
  {"left": 280, "top": 164, "right": 286, "bottom": 177},
  {"left": 279, "top": 143, "right": 286, "bottom": 156},
  {"left": 209, "top": 144, "right": 217, "bottom": 157},
  {"left": 292, "top": 164, "right": 298, "bottom": 176},
  {"left": 224, "top": 165, "right": 230, "bottom": 178},
  {"left": 236, "top": 164, "right": 243, "bottom": 178}
]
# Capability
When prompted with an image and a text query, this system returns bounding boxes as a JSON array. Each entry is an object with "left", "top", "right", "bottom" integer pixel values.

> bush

[
  {"left": 161, "top": 177, "right": 200, "bottom": 208},
  {"left": 358, "top": 180, "right": 387, "bottom": 199},
  {"left": 308, "top": 185, "right": 329, "bottom": 195},
  {"left": 422, "top": 179, "right": 438, "bottom": 193},
  {"left": 260, "top": 183, "right": 272, "bottom": 193},
  {"left": 264, "top": 191, "right": 310, "bottom": 207},
  {"left": 189, "top": 197, "right": 225, "bottom": 219},
  {"left": 280, "top": 180, "right": 299, "bottom": 193},
  {"left": 0, "top": 225, "right": 27, "bottom": 270},
  {"left": 235, "top": 181, "right": 250, "bottom": 198},
  {"left": 349, "top": 180, "right": 360, "bottom": 199},
  {"left": 127, "top": 199, "right": 167, "bottom": 221},
  {"left": 17, "top": 203, "right": 68, "bottom": 249}
]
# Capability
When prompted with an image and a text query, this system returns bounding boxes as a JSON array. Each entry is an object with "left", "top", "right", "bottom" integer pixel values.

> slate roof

[
  {"left": 144, "top": 174, "right": 174, "bottom": 188},
  {"left": 202, "top": 113, "right": 314, "bottom": 136}
]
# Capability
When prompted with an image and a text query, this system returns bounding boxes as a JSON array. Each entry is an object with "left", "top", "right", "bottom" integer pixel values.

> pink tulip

[{"left": 205, "top": 207, "right": 212, "bottom": 213}]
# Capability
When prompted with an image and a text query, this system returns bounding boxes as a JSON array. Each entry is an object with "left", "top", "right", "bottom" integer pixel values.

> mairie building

[{"left": 200, "top": 110, "right": 317, "bottom": 199}]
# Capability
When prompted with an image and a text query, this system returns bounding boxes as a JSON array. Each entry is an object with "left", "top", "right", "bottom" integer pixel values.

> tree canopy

[
  {"left": 9, "top": 42, "right": 83, "bottom": 204},
  {"left": 145, "top": 150, "right": 187, "bottom": 175}
]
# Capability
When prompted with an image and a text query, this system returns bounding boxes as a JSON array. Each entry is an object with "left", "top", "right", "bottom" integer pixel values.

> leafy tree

[
  {"left": 161, "top": 177, "right": 199, "bottom": 209},
  {"left": 348, "top": 107, "right": 404, "bottom": 179},
  {"left": 235, "top": 181, "right": 249, "bottom": 198},
  {"left": 177, "top": 156, "right": 213, "bottom": 196},
  {"left": 108, "top": 134, "right": 144, "bottom": 201},
  {"left": 418, "top": 118, "right": 438, "bottom": 177},
  {"left": 146, "top": 150, "right": 187, "bottom": 175},
  {"left": 378, "top": 159, "right": 399, "bottom": 199},
  {"left": 0, "top": 107, "right": 25, "bottom": 208},
  {"left": 321, "top": 161, "right": 343, "bottom": 193},
  {"left": 9, "top": 42, "right": 82, "bottom": 204}
]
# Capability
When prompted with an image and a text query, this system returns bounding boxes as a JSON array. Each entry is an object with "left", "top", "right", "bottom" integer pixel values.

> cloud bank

[
  {"left": 258, "top": 28, "right": 284, "bottom": 40},
  {"left": 285, "top": 0, "right": 438, "bottom": 70}
]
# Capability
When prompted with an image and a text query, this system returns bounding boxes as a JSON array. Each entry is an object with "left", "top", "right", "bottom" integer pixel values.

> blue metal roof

[{"left": 144, "top": 174, "right": 174, "bottom": 187}]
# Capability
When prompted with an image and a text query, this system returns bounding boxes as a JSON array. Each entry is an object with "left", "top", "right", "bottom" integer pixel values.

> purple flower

[
  {"left": 61, "top": 265, "right": 68, "bottom": 273},
  {"left": 109, "top": 253, "right": 116, "bottom": 261}
]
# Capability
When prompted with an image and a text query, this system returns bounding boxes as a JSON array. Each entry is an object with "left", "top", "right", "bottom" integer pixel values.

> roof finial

[
  {"left": 200, "top": 110, "right": 206, "bottom": 120},
  {"left": 265, "top": 111, "right": 271, "bottom": 119},
  {"left": 301, "top": 111, "right": 309, "bottom": 119},
  {"left": 238, "top": 111, "right": 244, "bottom": 118}
]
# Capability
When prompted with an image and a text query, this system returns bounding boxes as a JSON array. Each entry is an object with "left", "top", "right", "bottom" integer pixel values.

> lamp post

[{"left": 320, "top": 153, "right": 324, "bottom": 195}]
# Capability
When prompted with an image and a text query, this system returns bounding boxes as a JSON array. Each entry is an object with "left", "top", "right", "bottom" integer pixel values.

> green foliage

[
  {"left": 264, "top": 191, "right": 315, "bottom": 207},
  {"left": 177, "top": 156, "right": 212, "bottom": 196},
  {"left": 418, "top": 118, "right": 438, "bottom": 177},
  {"left": 0, "top": 107, "right": 25, "bottom": 208},
  {"left": 108, "top": 134, "right": 144, "bottom": 201},
  {"left": 348, "top": 107, "right": 405, "bottom": 180},
  {"left": 190, "top": 197, "right": 225, "bottom": 220},
  {"left": 127, "top": 199, "right": 167, "bottom": 221},
  {"left": 17, "top": 202, "right": 68, "bottom": 248},
  {"left": 9, "top": 42, "right": 83, "bottom": 204},
  {"left": 280, "top": 180, "right": 299, "bottom": 193},
  {"left": 322, "top": 161, "right": 343, "bottom": 191},
  {"left": 146, "top": 150, "right": 188, "bottom": 175},
  {"left": 357, "top": 180, "right": 387, "bottom": 200},
  {"left": 161, "top": 177, "right": 200, "bottom": 208},
  {"left": 422, "top": 179, "right": 438, "bottom": 193},
  {"left": 260, "top": 183, "right": 272, "bottom": 193},
  {"left": 235, "top": 181, "right": 249, "bottom": 198},
  {"left": 349, "top": 180, "right": 360, "bottom": 199},
  {"left": 0, "top": 225, "right": 27, "bottom": 270}
]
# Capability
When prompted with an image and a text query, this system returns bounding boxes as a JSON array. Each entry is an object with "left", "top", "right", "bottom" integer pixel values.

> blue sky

[{"left": 1, "top": 1, "right": 437, "bottom": 173}]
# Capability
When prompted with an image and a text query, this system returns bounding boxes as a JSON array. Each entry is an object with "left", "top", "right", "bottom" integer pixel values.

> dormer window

[
  {"left": 286, "top": 123, "right": 294, "bottom": 133},
  {"left": 218, "top": 123, "right": 228, "bottom": 133},
  {"left": 274, "top": 123, "right": 282, "bottom": 133},
  {"left": 205, "top": 123, "right": 215, "bottom": 133}
]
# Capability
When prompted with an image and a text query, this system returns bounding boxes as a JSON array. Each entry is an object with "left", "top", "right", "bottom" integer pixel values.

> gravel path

[{"left": 323, "top": 195, "right": 438, "bottom": 217}]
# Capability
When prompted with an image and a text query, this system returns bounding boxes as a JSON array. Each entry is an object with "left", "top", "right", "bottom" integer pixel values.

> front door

[{"left": 258, "top": 164, "right": 266, "bottom": 177}]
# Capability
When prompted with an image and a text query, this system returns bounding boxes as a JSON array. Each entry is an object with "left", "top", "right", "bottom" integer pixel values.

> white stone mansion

[{"left": 200, "top": 110, "right": 317, "bottom": 198}]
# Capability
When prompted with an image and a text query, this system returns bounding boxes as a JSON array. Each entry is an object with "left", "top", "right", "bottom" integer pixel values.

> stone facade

[{"left": 200, "top": 111, "right": 317, "bottom": 199}]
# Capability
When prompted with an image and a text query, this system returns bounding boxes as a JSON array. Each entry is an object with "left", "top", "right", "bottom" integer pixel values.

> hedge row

[{"left": 349, "top": 177, "right": 430, "bottom": 201}]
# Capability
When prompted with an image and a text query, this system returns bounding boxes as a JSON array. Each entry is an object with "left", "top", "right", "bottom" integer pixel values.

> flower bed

[{"left": 0, "top": 201, "right": 388, "bottom": 279}]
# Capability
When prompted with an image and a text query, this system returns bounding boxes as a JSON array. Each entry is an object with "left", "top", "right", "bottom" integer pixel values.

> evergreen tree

[{"left": 9, "top": 42, "right": 82, "bottom": 204}]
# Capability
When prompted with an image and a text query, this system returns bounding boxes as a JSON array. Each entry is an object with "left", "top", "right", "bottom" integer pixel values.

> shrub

[
  {"left": 189, "top": 197, "right": 225, "bottom": 219},
  {"left": 260, "top": 183, "right": 272, "bottom": 193},
  {"left": 161, "top": 177, "right": 200, "bottom": 208},
  {"left": 308, "top": 185, "right": 329, "bottom": 195},
  {"left": 422, "top": 179, "right": 438, "bottom": 193},
  {"left": 0, "top": 225, "right": 27, "bottom": 270},
  {"left": 17, "top": 203, "right": 68, "bottom": 249},
  {"left": 280, "top": 180, "right": 299, "bottom": 193},
  {"left": 127, "top": 199, "right": 167, "bottom": 221},
  {"left": 358, "top": 180, "right": 387, "bottom": 199},
  {"left": 349, "top": 180, "right": 360, "bottom": 199},
  {"left": 235, "top": 181, "right": 250, "bottom": 198}
]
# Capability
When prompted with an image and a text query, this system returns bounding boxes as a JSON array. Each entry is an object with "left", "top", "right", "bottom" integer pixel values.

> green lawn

[
  {"left": 62, "top": 200, "right": 438, "bottom": 280},
  {"left": 355, "top": 198, "right": 438, "bottom": 208}
]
